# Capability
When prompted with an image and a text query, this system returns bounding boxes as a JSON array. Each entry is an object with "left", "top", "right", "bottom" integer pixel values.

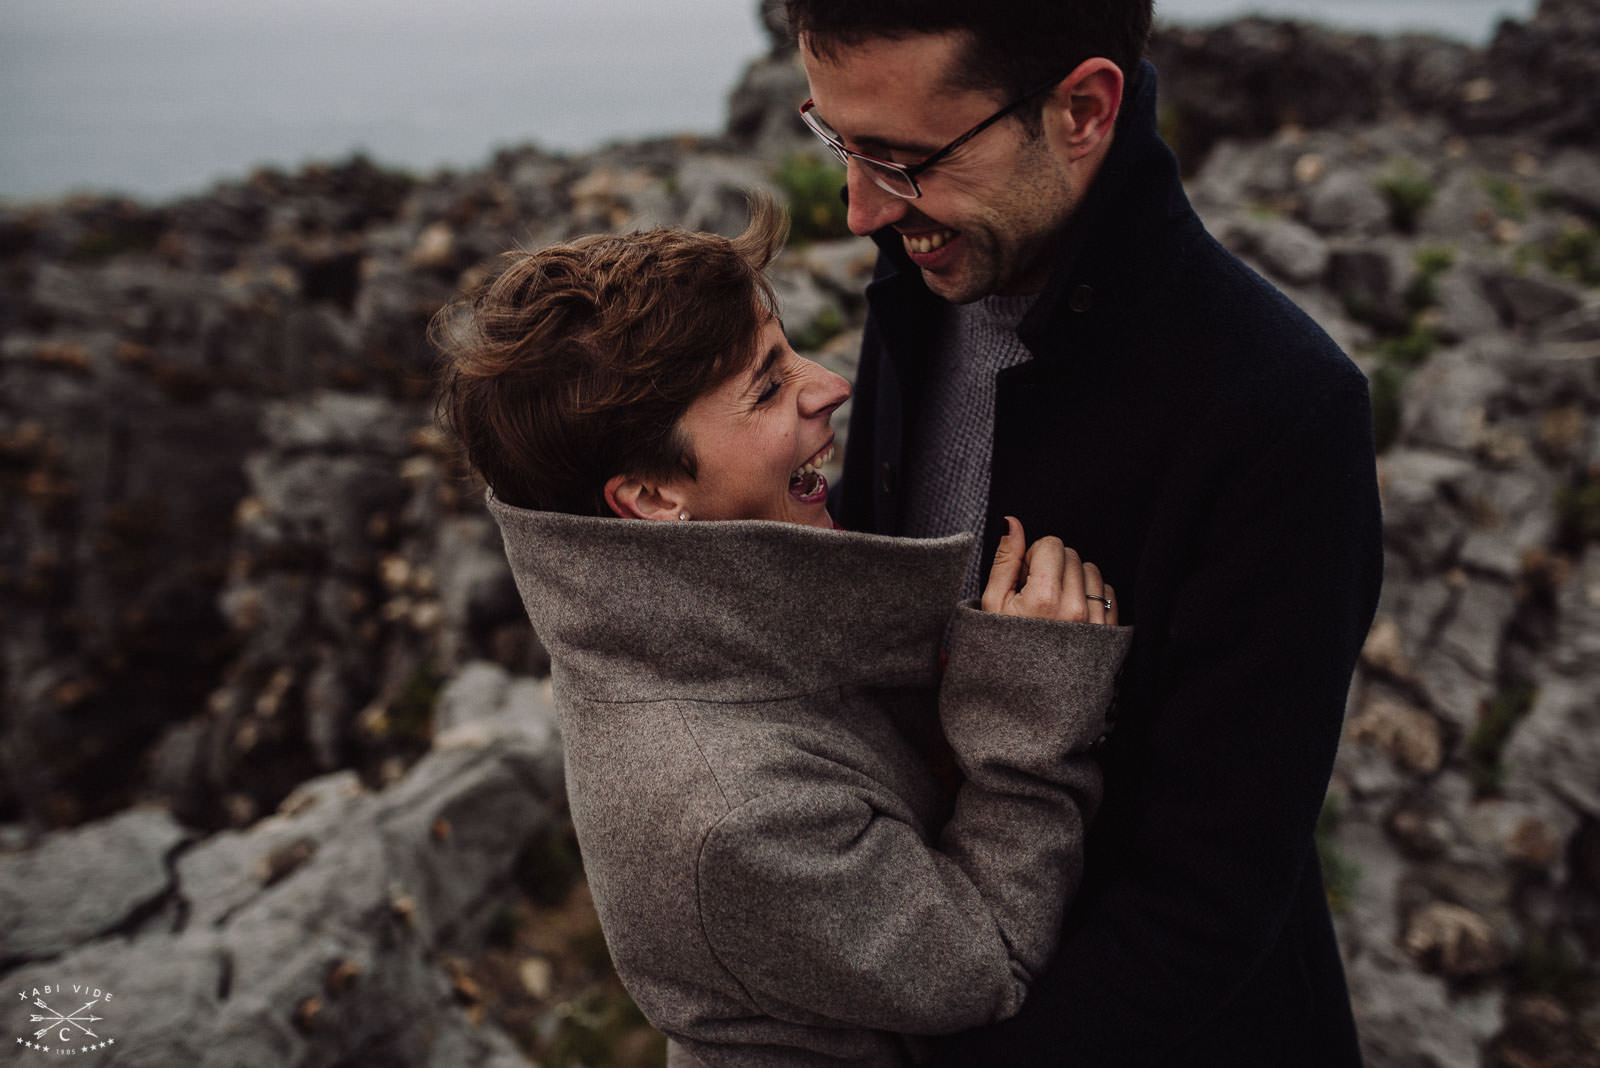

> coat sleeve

[
  {"left": 931, "top": 373, "right": 1384, "bottom": 1062},
  {"left": 694, "top": 616, "right": 1132, "bottom": 1035}
]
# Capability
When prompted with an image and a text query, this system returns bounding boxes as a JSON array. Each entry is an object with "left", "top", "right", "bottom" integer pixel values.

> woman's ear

[{"left": 603, "top": 473, "right": 687, "bottom": 521}]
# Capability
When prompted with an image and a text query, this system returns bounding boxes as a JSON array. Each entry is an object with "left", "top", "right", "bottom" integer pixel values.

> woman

[{"left": 433, "top": 197, "right": 1130, "bottom": 1067}]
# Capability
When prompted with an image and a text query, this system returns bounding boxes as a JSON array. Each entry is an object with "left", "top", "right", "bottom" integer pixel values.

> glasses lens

[
  {"left": 861, "top": 161, "right": 918, "bottom": 199},
  {"left": 800, "top": 105, "right": 842, "bottom": 147},
  {"left": 801, "top": 102, "right": 920, "bottom": 198}
]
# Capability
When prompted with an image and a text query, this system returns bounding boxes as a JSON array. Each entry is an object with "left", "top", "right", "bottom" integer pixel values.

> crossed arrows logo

[{"left": 29, "top": 995, "right": 103, "bottom": 1042}]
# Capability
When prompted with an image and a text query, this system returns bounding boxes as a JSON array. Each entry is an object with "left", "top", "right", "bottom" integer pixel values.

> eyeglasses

[{"left": 798, "top": 80, "right": 1059, "bottom": 199}]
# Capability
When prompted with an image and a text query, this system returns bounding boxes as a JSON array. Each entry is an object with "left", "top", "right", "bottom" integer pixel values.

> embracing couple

[{"left": 434, "top": 2, "right": 1383, "bottom": 1065}]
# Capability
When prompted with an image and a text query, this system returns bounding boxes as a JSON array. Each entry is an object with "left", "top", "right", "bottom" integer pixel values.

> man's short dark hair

[{"left": 785, "top": 0, "right": 1154, "bottom": 107}]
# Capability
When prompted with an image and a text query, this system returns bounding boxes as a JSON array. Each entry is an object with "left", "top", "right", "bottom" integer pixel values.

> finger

[
  {"left": 982, "top": 516, "right": 1026, "bottom": 614},
  {"left": 1105, "top": 582, "right": 1119, "bottom": 626},
  {"left": 1016, "top": 536, "right": 1067, "bottom": 616},
  {"left": 1055, "top": 543, "right": 1087, "bottom": 621},
  {"left": 1082, "top": 561, "right": 1105, "bottom": 624}
]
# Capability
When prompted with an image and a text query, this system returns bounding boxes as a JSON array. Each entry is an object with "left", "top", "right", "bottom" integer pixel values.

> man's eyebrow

[
  {"left": 854, "top": 132, "right": 940, "bottom": 158},
  {"left": 813, "top": 103, "right": 937, "bottom": 159}
]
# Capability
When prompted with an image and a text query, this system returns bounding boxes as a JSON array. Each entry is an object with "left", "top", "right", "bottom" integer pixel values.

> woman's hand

[{"left": 981, "top": 516, "right": 1119, "bottom": 625}]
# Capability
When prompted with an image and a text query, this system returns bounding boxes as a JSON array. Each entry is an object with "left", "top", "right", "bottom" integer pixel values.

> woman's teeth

[
  {"left": 790, "top": 445, "right": 834, "bottom": 484},
  {"left": 903, "top": 230, "right": 953, "bottom": 254},
  {"left": 789, "top": 445, "right": 834, "bottom": 499}
]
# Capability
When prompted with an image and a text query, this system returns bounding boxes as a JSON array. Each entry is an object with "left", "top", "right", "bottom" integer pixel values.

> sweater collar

[{"left": 488, "top": 495, "right": 975, "bottom": 703}]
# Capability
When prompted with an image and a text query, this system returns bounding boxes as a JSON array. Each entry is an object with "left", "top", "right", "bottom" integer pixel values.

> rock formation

[
  {"left": 2, "top": 1, "right": 1597, "bottom": 1064},
  {"left": 3, "top": 671, "right": 560, "bottom": 1064}
]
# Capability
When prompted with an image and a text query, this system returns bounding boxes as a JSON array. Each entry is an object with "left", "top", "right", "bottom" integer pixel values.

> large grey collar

[{"left": 488, "top": 494, "right": 976, "bottom": 703}]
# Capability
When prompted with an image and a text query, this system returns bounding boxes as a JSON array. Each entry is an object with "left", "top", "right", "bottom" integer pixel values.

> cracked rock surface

[
  {"left": 2, "top": 2, "right": 1598, "bottom": 1064},
  {"left": 1, "top": 688, "right": 559, "bottom": 1067}
]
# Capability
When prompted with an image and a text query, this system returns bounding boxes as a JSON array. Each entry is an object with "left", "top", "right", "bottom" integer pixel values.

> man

[{"left": 786, "top": 1, "right": 1383, "bottom": 1064}]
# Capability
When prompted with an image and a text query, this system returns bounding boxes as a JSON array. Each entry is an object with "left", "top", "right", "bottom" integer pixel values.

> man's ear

[
  {"left": 1046, "top": 57, "right": 1123, "bottom": 163},
  {"left": 603, "top": 473, "right": 687, "bottom": 521}
]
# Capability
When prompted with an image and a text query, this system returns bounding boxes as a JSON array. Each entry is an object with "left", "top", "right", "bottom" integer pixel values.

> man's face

[{"left": 799, "top": 31, "right": 1086, "bottom": 304}]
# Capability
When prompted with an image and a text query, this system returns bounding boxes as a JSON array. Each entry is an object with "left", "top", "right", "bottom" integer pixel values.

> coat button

[
  {"left": 1068, "top": 284, "right": 1095, "bottom": 312},
  {"left": 879, "top": 462, "right": 896, "bottom": 495}
]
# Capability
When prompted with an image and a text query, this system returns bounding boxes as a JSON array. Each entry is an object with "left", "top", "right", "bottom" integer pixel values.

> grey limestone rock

[
  {"left": 0, "top": 720, "right": 558, "bottom": 1066},
  {"left": 430, "top": 515, "right": 539, "bottom": 673},
  {"left": 1430, "top": 265, "right": 1505, "bottom": 343},
  {"left": 723, "top": 49, "right": 811, "bottom": 160},
  {"left": 1482, "top": 271, "right": 1585, "bottom": 329},
  {"left": 1219, "top": 213, "right": 1331, "bottom": 286},
  {"left": 0, "top": 808, "right": 190, "bottom": 967},
  {"left": 675, "top": 153, "right": 785, "bottom": 236},
  {"left": 1505, "top": 551, "right": 1600, "bottom": 822},
  {"left": 259, "top": 391, "right": 418, "bottom": 456},
  {"left": 1345, "top": 943, "right": 1505, "bottom": 1068},
  {"left": 1376, "top": 449, "right": 1476, "bottom": 568},
  {"left": 1414, "top": 575, "right": 1519, "bottom": 728},
  {"left": 431, "top": 661, "right": 563, "bottom": 797},
  {"left": 1541, "top": 148, "right": 1600, "bottom": 221},
  {"left": 1305, "top": 166, "right": 1393, "bottom": 236},
  {"left": 3, "top": 4, "right": 1598, "bottom": 1065}
]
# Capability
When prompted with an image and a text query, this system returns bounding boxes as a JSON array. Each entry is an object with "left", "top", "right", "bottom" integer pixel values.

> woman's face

[{"left": 668, "top": 315, "right": 851, "bottom": 528}]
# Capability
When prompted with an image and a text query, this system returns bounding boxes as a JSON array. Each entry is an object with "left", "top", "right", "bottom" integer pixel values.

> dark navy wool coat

[{"left": 835, "top": 62, "right": 1384, "bottom": 1066}]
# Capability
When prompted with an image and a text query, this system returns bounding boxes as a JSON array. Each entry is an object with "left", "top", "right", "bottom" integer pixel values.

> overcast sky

[{"left": 0, "top": 0, "right": 1541, "bottom": 201}]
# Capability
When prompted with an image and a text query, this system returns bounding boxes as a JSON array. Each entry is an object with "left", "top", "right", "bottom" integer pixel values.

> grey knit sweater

[
  {"left": 489, "top": 498, "right": 1132, "bottom": 1067},
  {"left": 902, "top": 293, "right": 1036, "bottom": 598}
]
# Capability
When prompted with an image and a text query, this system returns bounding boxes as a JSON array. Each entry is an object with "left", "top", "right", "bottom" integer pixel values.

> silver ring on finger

[{"left": 1086, "top": 593, "right": 1111, "bottom": 611}]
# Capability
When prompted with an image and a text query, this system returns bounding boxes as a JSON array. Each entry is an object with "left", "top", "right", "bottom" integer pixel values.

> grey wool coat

[{"left": 489, "top": 498, "right": 1133, "bottom": 1067}]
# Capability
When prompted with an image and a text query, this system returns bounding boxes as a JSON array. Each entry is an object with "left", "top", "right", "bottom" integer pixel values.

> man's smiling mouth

[{"left": 903, "top": 230, "right": 955, "bottom": 255}]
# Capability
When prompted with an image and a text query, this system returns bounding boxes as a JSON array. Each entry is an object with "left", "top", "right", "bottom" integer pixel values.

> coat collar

[{"left": 488, "top": 494, "right": 975, "bottom": 704}]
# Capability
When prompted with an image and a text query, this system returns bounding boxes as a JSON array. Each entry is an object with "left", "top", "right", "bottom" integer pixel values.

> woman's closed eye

[{"left": 753, "top": 363, "right": 801, "bottom": 407}]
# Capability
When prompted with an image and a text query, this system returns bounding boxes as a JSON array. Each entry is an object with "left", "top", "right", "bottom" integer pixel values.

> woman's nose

[{"left": 799, "top": 359, "right": 851, "bottom": 417}]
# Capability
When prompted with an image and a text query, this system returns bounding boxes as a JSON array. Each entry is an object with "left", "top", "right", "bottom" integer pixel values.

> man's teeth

[
  {"left": 903, "top": 230, "right": 953, "bottom": 254},
  {"left": 790, "top": 445, "right": 834, "bottom": 482}
]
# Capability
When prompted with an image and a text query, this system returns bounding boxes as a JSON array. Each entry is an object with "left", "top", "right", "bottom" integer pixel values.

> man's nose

[{"left": 844, "top": 162, "right": 907, "bottom": 237}]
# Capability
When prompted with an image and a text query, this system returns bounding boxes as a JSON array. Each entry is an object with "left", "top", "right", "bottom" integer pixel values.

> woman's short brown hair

[{"left": 433, "top": 195, "right": 788, "bottom": 515}]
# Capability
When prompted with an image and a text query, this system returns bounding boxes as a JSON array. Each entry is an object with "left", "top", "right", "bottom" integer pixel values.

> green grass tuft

[
  {"left": 787, "top": 304, "right": 845, "bottom": 352},
  {"left": 1467, "top": 683, "right": 1537, "bottom": 797},
  {"left": 390, "top": 659, "right": 443, "bottom": 742},
  {"left": 1376, "top": 158, "right": 1435, "bottom": 233},
  {"left": 1316, "top": 794, "right": 1361, "bottom": 915},
  {"left": 1556, "top": 477, "right": 1600, "bottom": 549},
  {"left": 774, "top": 153, "right": 851, "bottom": 245},
  {"left": 1366, "top": 245, "right": 1457, "bottom": 450},
  {"left": 1480, "top": 173, "right": 1528, "bottom": 221},
  {"left": 1543, "top": 223, "right": 1600, "bottom": 287}
]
